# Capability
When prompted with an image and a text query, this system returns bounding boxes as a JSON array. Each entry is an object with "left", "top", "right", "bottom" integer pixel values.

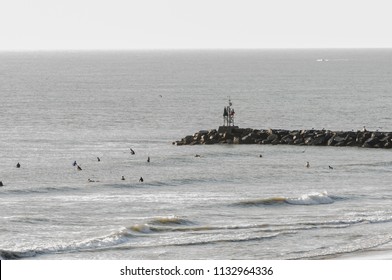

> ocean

[{"left": 1, "top": 49, "right": 392, "bottom": 260}]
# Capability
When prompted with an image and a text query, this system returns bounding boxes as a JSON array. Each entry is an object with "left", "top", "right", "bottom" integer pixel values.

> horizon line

[{"left": 1, "top": 47, "right": 392, "bottom": 53}]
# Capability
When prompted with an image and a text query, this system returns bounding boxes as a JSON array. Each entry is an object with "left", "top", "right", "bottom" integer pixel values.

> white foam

[{"left": 287, "top": 192, "right": 334, "bottom": 205}]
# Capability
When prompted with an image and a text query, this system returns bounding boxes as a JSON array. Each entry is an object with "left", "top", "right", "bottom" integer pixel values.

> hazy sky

[{"left": 1, "top": 0, "right": 391, "bottom": 50}]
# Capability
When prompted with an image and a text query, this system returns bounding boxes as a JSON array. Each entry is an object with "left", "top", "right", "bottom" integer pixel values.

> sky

[{"left": 0, "top": 0, "right": 391, "bottom": 50}]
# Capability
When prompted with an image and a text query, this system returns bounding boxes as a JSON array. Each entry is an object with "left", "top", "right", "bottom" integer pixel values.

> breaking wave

[
  {"left": 129, "top": 216, "right": 195, "bottom": 234},
  {"left": 0, "top": 249, "right": 33, "bottom": 260},
  {"left": 0, "top": 227, "right": 136, "bottom": 260},
  {"left": 0, "top": 216, "right": 194, "bottom": 259},
  {"left": 4, "top": 213, "right": 392, "bottom": 260},
  {"left": 234, "top": 192, "right": 340, "bottom": 206}
]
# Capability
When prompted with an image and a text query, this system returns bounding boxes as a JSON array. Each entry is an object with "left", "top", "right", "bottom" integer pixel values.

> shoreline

[{"left": 334, "top": 249, "right": 392, "bottom": 260}]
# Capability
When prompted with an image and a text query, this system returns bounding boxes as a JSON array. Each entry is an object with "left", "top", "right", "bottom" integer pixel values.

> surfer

[
  {"left": 195, "top": 154, "right": 201, "bottom": 158},
  {"left": 139, "top": 177, "right": 144, "bottom": 182},
  {"left": 16, "top": 162, "right": 21, "bottom": 168},
  {"left": 306, "top": 161, "right": 310, "bottom": 168},
  {"left": 88, "top": 178, "right": 95, "bottom": 182},
  {"left": 73, "top": 161, "right": 77, "bottom": 166},
  {"left": 0, "top": 181, "right": 3, "bottom": 187},
  {"left": 121, "top": 176, "right": 125, "bottom": 180},
  {"left": 147, "top": 156, "right": 150, "bottom": 163},
  {"left": 329, "top": 165, "right": 333, "bottom": 169},
  {"left": 77, "top": 165, "right": 82, "bottom": 171},
  {"left": 97, "top": 157, "right": 101, "bottom": 162},
  {"left": 259, "top": 154, "right": 263, "bottom": 158},
  {"left": 130, "top": 148, "right": 135, "bottom": 155}
]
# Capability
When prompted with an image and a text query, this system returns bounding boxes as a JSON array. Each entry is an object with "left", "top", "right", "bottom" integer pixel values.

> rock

[
  {"left": 327, "top": 135, "right": 336, "bottom": 146},
  {"left": 293, "top": 138, "right": 304, "bottom": 145},
  {"left": 204, "top": 140, "right": 215, "bottom": 145},
  {"left": 222, "top": 132, "right": 234, "bottom": 141},
  {"left": 267, "top": 128, "right": 275, "bottom": 135},
  {"left": 363, "top": 137, "right": 380, "bottom": 147},
  {"left": 304, "top": 137, "right": 313, "bottom": 145},
  {"left": 257, "top": 131, "right": 269, "bottom": 141},
  {"left": 184, "top": 135, "right": 194, "bottom": 144},
  {"left": 334, "top": 136, "right": 346, "bottom": 143},
  {"left": 281, "top": 134, "right": 293, "bottom": 144},
  {"left": 311, "top": 136, "right": 326, "bottom": 146},
  {"left": 267, "top": 134, "right": 279, "bottom": 142},
  {"left": 175, "top": 127, "right": 392, "bottom": 149},
  {"left": 209, "top": 134, "right": 220, "bottom": 141},
  {"left": 290, "top": 130, "right": 300, "bottom": 137},
  {"left": 241, "top": 134, "right": 255, "bottom": 144},
  {"left": 384, "top": 142, "right": 392, "bottom": 148},
  {"left": 346, "top": 141, "right": 356, "bottom": 146}
]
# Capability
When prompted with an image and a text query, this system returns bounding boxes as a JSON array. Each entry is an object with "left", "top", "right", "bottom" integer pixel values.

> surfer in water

[
  {"left": 147, "top": 156, "right": 150, "bottom": 163},
  {"left": 0, "top": 181, "right": 3, "bottom": 187},
  {"left": 306, "top": 161, "right": 310, "bottom": 168},
  {"left": 73, "top": 161, "right": 77, "bottom": 166},
  {"left": 121, "top": 176, "right": 125, "bottom": 180},
  {"left": 16, "top": 162, "right": 21, "bottom": 168},
  {"left": 139, "top": 177, "right": 144, "bottom": 182},
  {"left": 130, "top": 148, "right": 135, "bottom": 155},
  {"left": 97, "top": 157, "right": 101, "bottom": 162},
  {"left": 77, "top": 165, "right": 82, "bottom": 171}
]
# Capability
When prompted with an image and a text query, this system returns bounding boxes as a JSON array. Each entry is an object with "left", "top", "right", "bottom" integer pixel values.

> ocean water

[{"left": 1, "top": 49, "right": 392, "bottom": 260}]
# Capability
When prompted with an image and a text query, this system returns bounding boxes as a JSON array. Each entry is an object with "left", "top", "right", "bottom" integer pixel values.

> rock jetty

[{"left": 173, "top": 126, "right": 392, "bottom": 149}]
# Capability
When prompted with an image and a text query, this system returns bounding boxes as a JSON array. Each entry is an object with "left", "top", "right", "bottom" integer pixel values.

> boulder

[
  {"left": 222, "top": 132, "right": 234, "bottom": 141},
  {"left": 384, "top": 142, "right": 392, "bottom": 148},
  {"left": 334, "top": 136, "right": 346, "bottom": 143},
  {"left": 290, "top": 130, "right": 300, "bottom": 137},
  {"left": 267, "top": 134, "right": 279, "bottom": 142},
  {"left": 311, "top": 136, "right": 326, "bottom": 146},
  {"left": 294, "top": 138, "right": 304, "bottom": 145},
  {"left": 327, "top": 136, "right": 336, "bottom": 146},
  {"left": 257, "top": 131, "right": 269, "bottom": 141},
  {"left": 184, "top": 135, "right": 194, "bottom": 144},
  {"left": 363, "top": 137, "right": 380, "bottom": 147},
  {"left": 241, "top": 134, "right": 255, "bottom": 144},
  {"left": 281, "top": 134, "right": 293, "bottom": 144},
  {"left": 266, "top": 128, "right": 272, "bottom": 134},
  {"left": 233, "top": 137, "right": 241, "bottom": 144}
]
